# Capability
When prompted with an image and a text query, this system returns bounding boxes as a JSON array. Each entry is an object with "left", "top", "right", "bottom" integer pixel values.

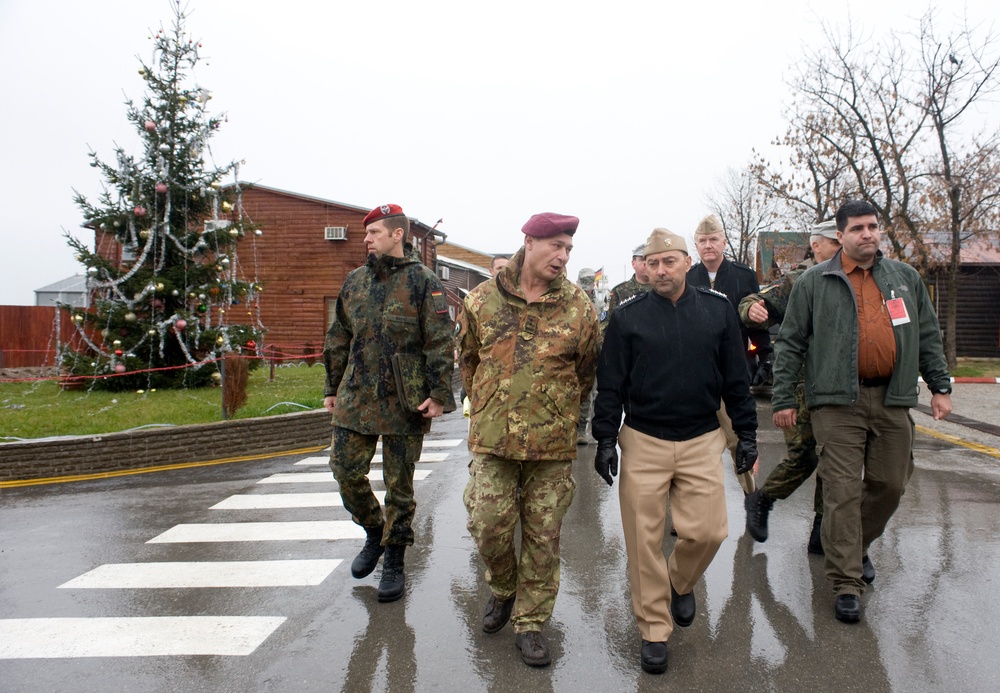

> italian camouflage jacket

[
  {"left": 324, "top": 249, "right": 456, "bottom": 435},
  {"left": 459, "top": 248, "right": 601, "bottom": 461}
]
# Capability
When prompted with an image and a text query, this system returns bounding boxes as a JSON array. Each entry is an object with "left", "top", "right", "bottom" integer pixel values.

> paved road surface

[{"left": 2, "top": 394, "right": 999, "bottom": 692}]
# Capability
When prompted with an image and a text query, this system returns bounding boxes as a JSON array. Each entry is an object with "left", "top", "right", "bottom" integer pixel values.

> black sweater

[{"left": 592, "top": 285, "right": 757, "bottom": 442}]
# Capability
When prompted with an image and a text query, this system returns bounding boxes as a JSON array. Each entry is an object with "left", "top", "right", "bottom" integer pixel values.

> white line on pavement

[
  {"left": 210, "top": 491, "right": 385, "bottom": 509},
  {"left": 0, "top": 616, "right": 286, "bottom": 658},
  {"left": 58, "top": 560, "right": 342, "bottom": 589},
  {"left": 257, "top": 470, "right": 432, "bottom": 484},
  {"left": 295, "top": 453, "right": 448, "bottom": 465},
  {"left": 146, "top": 521, "right": 365, "bottom": 543}
]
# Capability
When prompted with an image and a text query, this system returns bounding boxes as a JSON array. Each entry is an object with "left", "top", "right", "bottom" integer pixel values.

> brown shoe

[
  {"left": 515, "top": 631, "right": 551, "bottom": 667},
  {"left": 482, "top": 594, "right": 515, "bottom": 633}
]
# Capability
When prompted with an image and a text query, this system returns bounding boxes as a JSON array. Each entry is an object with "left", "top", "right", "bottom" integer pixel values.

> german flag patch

[{"left": 431, "top": 290, "right": 449, "bottom": 314}]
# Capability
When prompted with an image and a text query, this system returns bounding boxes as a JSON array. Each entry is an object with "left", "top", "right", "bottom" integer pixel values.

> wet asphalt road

[{"left": 2, "top": 396, "right": 999, "bottom": 693}]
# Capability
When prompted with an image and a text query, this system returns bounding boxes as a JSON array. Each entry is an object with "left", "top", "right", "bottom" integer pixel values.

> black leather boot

[
  {"left": 378, "top": 545, "right": 406, "bottom": 602},
  {"left": 351, "top": 525, "right": 385, "bottom": 578}
]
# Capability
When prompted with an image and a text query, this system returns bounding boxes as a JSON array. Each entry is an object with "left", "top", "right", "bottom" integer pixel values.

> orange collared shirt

[{"left": 841, "top": 254, "right": 896, "bottom": 379}]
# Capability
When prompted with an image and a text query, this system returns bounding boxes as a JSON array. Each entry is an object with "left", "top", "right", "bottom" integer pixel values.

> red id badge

[{"left": 886, "top": 297, "right": 910, "bottom": 326}]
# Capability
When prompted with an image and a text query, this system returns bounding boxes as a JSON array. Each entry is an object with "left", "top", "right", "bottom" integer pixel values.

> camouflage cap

[
  {"left": 632, "top": 243, "right": 646, "bottom": 258},
  {"left": 577, "top": 267, "right": 596, "bottom": 290},
  {"left": 643, "top": 228, "right": 689, "bottom": 257},
  {"left": 810, "top": 219, "right": 840, "bottom": 239},
  {"left": 694, "top": 214, "right": 724, "bottom": 236}
]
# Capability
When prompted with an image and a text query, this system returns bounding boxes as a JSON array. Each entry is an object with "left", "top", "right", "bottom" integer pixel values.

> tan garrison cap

[
  {"left": 694, "top": 214, "right": 724, "bottom": 236},
  {"left": 643, "top": 228, "right": 689, "bottom": 257},
  {"left": 810, "top": 220, "right": 839, "bottom": 239}
]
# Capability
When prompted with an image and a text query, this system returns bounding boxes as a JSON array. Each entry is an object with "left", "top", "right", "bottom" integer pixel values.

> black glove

[
  {"left": 595, "top": 439, "right": 619, "bottom": 487},
  {"left": 735, "top": 430, "right": 758, "bottom": 475},
  {"left": 750, "top": 360, "right": 773, "bottom": 387}
]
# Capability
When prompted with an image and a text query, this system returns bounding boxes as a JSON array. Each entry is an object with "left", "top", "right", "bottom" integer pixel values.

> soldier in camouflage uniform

[
  {"left": 323, "top": 204, "right": 456, "bottom": 603},
  {"left": 576, "top": 267, "right": 600, "bottom": 445},
  {"left": 460, "top": 212, "right": 600, "bottom": 668},
  {"left": 739, "top": 220, "right": 841, "bottom": 554},
  {"left": 599, "top": 243, "right": 652, "bottom": 332}
]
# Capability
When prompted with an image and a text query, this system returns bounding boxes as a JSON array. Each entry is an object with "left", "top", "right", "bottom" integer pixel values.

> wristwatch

[{"left": 934, "top": 386, "right": 952, "bottom": 395}]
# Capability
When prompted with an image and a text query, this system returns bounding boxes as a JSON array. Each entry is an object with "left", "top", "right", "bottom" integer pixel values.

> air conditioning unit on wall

[
  {"left": 438, "top": 266, "right": 450, "bottom": 280},
  {"left": 324, "top": 226, "right": 347, "bottom": 240}
]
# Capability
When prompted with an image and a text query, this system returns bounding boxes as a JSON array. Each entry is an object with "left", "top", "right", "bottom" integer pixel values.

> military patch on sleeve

[
  {"left": 431, "top": 290, "right": 449, "bottom": 314},
  {"left": 707, "top": 288, "right": 729, "bottom": 300}
]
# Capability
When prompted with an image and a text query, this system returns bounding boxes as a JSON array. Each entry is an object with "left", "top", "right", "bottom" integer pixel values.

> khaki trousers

[
  {"left": 811, "top": 385, "right": 914, "bottom": 596},
  {"left": 618, "top": 425, "right": 728, "bottom": 642}
]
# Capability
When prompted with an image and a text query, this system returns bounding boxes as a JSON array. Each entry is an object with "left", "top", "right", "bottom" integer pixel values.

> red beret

[
  {"left": 363, "top": 203, "right": 406, "bottom": 227},
  {"left": 521, "top": 212, "right": 579, "bottom": 238}
]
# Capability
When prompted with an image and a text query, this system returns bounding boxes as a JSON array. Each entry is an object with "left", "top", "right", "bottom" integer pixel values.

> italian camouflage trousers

[
  {"left": 762, "top": 382, "right": 823, "bottom": 515},
  {"left": 329, "top": 426, "right": 423, "bottom": 546},
  {"left": 463, "top": 454, "right": 576, "bottom": 632}
]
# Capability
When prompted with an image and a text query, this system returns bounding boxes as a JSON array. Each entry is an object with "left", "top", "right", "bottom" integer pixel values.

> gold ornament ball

[
  {"left": 113, "top": 339, "right": 122, "bottom": 347},
  {"left": 228, "top": 228, "right": 239, "bottom": 237},
  {"left": 211, "top": 371, "right": 222, "bottom": 382},
  {"left": 156, "top": 282, "right": 165, "bottom": 291},
  {"left": 221, "top": 201, "right": 232, "bottom": 212},
  {"left": 216, "top": 335, "right": 225, "bottom": 344},
  {"left": 124, "top": 312, "right": 137, "bottom": 322}
]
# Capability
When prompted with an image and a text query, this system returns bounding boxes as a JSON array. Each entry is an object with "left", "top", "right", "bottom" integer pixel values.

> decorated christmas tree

[{"left": 61, "top": 1, "right": 264, "bottom": 391}]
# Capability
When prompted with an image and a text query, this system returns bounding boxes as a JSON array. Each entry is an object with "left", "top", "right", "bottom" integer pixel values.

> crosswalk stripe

[
  {"left": 0, "top": 616, "right": 286, "bottom": 658},
  {"left": 210, "top": 492, "right": 385, "bottom": 509},
  {"left": 417, "top": 439, "right": 463, "bottom": 447},
  {"left": 294, "top": 453, "right": 448, "bottom": 465},
  {"left": 58, "top": 560, "right": 342, "bottom": 589},
  {"left": 146, "top": 521, "right": 365, "bottom": 543},
  {"left": 258, "top": 470, "right": 432, "bottom": 484}
]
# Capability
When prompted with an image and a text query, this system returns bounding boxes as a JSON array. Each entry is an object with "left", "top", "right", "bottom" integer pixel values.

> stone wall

[{"left": 0, "top": 409, "right": 333, "bottom": 484}]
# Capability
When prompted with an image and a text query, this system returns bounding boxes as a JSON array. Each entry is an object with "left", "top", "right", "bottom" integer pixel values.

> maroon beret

[
  {"left": 521, "top": 212, "right": 579, "bottom": 238},
  {"left": 363, "top": 203, "right": 406, "bottom": 227}
]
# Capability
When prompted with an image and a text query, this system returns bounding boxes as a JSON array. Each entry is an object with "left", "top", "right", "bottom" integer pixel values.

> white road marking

[
  {"left": 258, "top": 470, "right": 432, "bottom": 484},
  {"left": 146, "top": 521, "right": 365, "bottom": 543},
  {"left": 210, "top": 491, "right": 385, "bottom": 509},
  {"left": 295, "top": 453, "right": 448, "bottom": 465},
  {"left": 58, "top": 560, "right": 342, "bottom": 589},
  {"left": 0, "top": 616, "right": 286, "bottom": 658}
]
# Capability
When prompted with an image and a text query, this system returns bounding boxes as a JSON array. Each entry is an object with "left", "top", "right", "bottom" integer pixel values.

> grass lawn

[
  {"left": 0, "top": 364, "right": 327, "bottom": 441},
  {"left": 951, "top": 357, "right": 1000, "bottom": 379}
]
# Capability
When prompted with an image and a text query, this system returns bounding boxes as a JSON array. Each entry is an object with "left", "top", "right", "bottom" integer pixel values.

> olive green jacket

[{"left": 773, "top": 250, "right": 951, "bottom": 412}]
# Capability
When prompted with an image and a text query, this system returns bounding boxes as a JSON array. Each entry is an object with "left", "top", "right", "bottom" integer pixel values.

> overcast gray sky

[{"left": 0, "top": 0, "right": 994, "bottom": 305}]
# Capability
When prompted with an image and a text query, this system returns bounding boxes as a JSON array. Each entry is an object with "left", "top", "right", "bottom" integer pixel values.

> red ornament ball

[
  {"left": 115, "top": 349, "right": 124, "bottom": 356},
  {"left": 156, "top": 182, "right": 168, "bottom": 194},
  {"left": 175, "top": 319, "right": 187, "bottom": 331},
  {"left": 246, "top": 340, "right": 256, "bottom": 349},
  {"left": 114, "top": 364, "right": 126, "bottom": 373}
]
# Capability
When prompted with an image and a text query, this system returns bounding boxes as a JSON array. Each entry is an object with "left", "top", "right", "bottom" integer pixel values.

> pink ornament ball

[
  {"left": 156, "top": 182, "right": 168, "bottom": 194},
  {"left": 144, "top": 120, "right": 157, "bottom": 131},
  {"left": 114, "top": 364, "right": 127, "bottom": 374},
  {"left": 134, "top": 206, "right": 147, "bottom": 217},
  {"left": 175, "top": 319, "right": 187, "bottom": 331}
]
